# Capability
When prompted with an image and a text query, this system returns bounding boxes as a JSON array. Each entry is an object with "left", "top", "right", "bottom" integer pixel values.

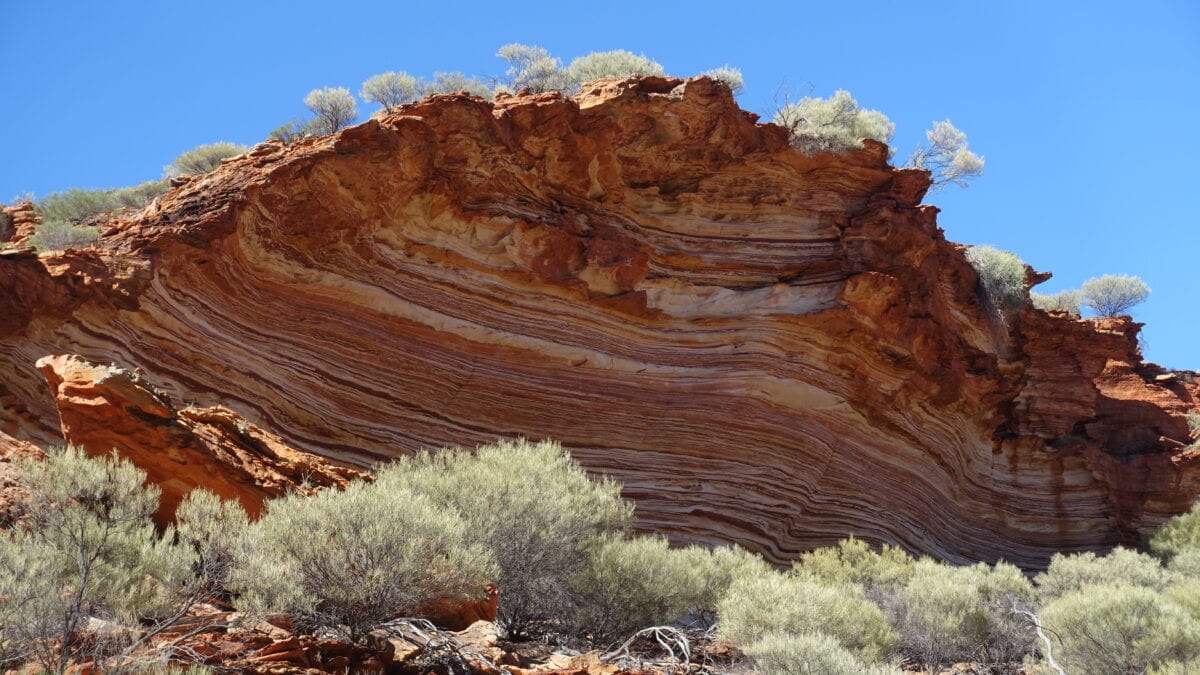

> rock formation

[{"left": 1, "top": 76, "right": 1196, "bottom": 567}]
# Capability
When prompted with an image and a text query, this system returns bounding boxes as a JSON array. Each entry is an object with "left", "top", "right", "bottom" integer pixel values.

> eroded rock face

[
  {"left": 1, "top": 77, "right": 1196, "bottom": 566},
  {"left": 35, "top": 354, "right": 365, "bottom": 520}
]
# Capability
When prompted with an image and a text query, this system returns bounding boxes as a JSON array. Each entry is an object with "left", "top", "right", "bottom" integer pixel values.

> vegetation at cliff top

[{"left": 2, "top": 442, "right": 1200, "bottom": 674}]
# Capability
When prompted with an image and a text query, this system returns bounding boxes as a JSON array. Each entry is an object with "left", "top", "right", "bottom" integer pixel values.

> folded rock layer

[{"left": 2, "top": 77, "right": 1197, "bottom": 567}]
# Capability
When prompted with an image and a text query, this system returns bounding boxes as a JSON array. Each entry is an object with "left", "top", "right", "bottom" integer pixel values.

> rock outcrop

[
  {"left": 1, "top": 76, "right": 1196, "bottom": 567},
  {"left": 34, "top": 353, "right": 365, "bottom": 520}
]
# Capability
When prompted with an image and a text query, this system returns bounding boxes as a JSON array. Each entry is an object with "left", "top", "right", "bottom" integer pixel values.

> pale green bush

[
  {"left": 1170, "top": 549, "right": 1200, "bottom": 580},
  {"left": 793, "top": 537, "right": 915, "bottom": 595},
  {"left": 165, "top": 142, "right": 248, "bottom": 178},
  {"left": 174, "top": 488, "right": 249, "bottom": 596},
  {"left": 717, "top": 572, "right": 896, "bottom": 664},
  {"left": 565, "top": 50, "right": 664, "bottom": 87},
  {"left": 1041, "top": 583, "right": 1200, "bottom": 674},
  {"left": 569, "top": 535, "right": 702, "bottom": 645},
  {"left": 303, "top": 87, "right": 358, "bottom": 135},
  {"left": 1031, "top": 290, "right": 1082, "bottom": 315},
  {"left": 905, "top": 120, "right": 985, "bottom": 191},
  {"left": 37, "top": 180, "right": 167, "bottom": 225},
  {"left": 772, "top": 90, "right": 894, "bottom": 153},
  {"left": 891, "top": 559, "right": 1036, "bottom": 667},
  {"left": 1036, "top": 547, "right": 1168, "bottom": 600},
  {"left": 1152, "top": 502, "right": 1200, "bottom": 561},
  {"left": 966, "top": 245, "right": 1028, "bottom": 312},
  {"left": 744, "top": 632, "right": 903, "bottom": 675},
  {"left": 1080, "top": 274, "right": 1151, "bottom": 317},
  {"left": 497, "top": 43, "right": 570, "bottom": 93},
  {"left": 374, "top": 439, "right": 631, "bottom": 640},
  {"left": 233, "top": 480, "right": 494, "bottom": 643},
  {"left": 30, "top": 220, "right": 99, "bottom": 251},
  {"left": 701, "top": 65, "right": 744, "bottom": 94},
  {"left": 360, "top": 71, "right": 420, "bottom": 111},
  {"left": 422, "top": 71, "right": 493, "bottom": 97},
  {"left": 677, "top": 543, "right": 772, "bottom": 625},
  {"left": 0, "top": 448, "right": 193, "bottom": 673}
]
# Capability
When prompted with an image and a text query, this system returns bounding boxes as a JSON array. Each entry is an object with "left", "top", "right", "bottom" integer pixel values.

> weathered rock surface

[
  {"left": 1, "top": 76, "right": 1197, "bottom": 567},
  {"left": 35, "top": 353, "right": 365, "bottom": 520}
]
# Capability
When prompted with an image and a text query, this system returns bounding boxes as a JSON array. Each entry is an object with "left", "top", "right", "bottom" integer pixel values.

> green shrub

[
  {"left": 1031, "top": 290, "right": 1082, "bottom": 315},
  {"left": 966, "top": 245, "right": 1028, "bottom": 312},
  {"left": 904, "top": 120, "right": 985, "bottom": 191},
  {"left": 497, "top": 43, "right": 570, "bottom": 93},
  {"left": 30, "top": 220, "right": 99, "bottom": 251},
  {"left": 0, "top": 448, "right": 193, "bottom": 673},
  {"left": 422, "top": 71, "right": 493, "bottom": 97},
  {"left": 1152, "top": 502, "right": 1200, "bottom": 561},
  {"left": 891, "top": 559, "right": 1035, "bottom": 667},
  {"left": 565, "top": 50, "right": 665, "bottom": 86},
  {"left": 744, "top": 632, "right": 903, "bottom": 675},
  {"left": 1041, "top": 583, "right": 1200, "bottom": 675},
  {"left": 374, "top": 439, "right": 631, "bottom": 640},
  {"left": 303, "top": 87, "right": 358, "bottom": 135},
  {"left": 361, "top": 71, "right": 420, "bottom": 112},
  {"left": 165, "top": 142, "right": 248, "bottom": 178},
  {"left": 793, "top": 537, "right": 915, "bottom": 595},
  {"left": 1189, "top": 411, "right": 1200, "bottom": 439},
  {"left": 1080, "top": 273, "right": 1151, "bottom": 317},
  {"left": 232, "top": 480, "right": 494, "bottom": 643},
  {"left": 717, "top": 572, "right": 896, "bottom": 665},
  {"left": 772, "top": 89, "right": 894, "bottom": 153},
  {"left": 174, "top": 488, "right": 249, "bottom": 596},
  {"left": 1036, "top": 547, "right": 1168, "bottom": 600},
  {"left": 569, "top": 535, "right": 702, "bottom": 645},
  {"left": 1170, "top": 549, "right": 1200, "bottom": 580},
  {"left": 701, "top": 65, "right": 745, "bottom": 94},
  {"left": 677, "top": 543, "right": 772, "bottom": 625},
  {"left": 36, "top": 180, "right": 167, "bottom": 226}
]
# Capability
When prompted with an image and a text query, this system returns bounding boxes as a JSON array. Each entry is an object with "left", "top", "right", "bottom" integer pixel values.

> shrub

[
  {"left": 568, "top": 535, "right": 703, "bottom": 645},
  {"left": 772, "top": 89, "right": 894, "bottom": 153},
  {"left": 702, "top": 65, "right": 745, "bottom": 94},
  {"left": 497, "top": 43, "right": 570, "bottom": 93},
  {"left": 966, "top": 245, "right": 1028, "bottom": 312},
  {"left": 793, "top": 537, "right": 915, "bottom": 595},
  {"left": 174, "top": 489, "right": 249, "bottom": 596},
  {"left": 1170, "top": 549, "right": 1200, "bottom": 580},
  {"left": 717, "top": 572, "right": 896, "bottom": 665},
  {"left": 422, "top": 71, "right": 493, "bottom": 97},
  {"left": 1189, "top": 411, "right": 1200, "bottom": 439},
  {"left": 165, "top": 142, "right": 247, "bottom": 178},
  {"left": 360, "top": 71, "right": 420, "bottom": 112},
  {"left": 303, "top": 87, "right": 358, "bottom": 135},
  {"left": 232, "top": 480, "right": 494, "bottom": 643},
  {"left": 744, "top": 632, "right": 902, "bottom": 675},
  {"left": 374, "top": 439, "right": 632, "bottom": 640},
  {"left": 1036, "top": 547, "right": 1168, "bottom": 600},
  {"left": 1041, "top": 583, "right": 1200, "bottom": 675},
  {"left": 0, "top": 448, "right": 193, "bottom": 673},
  {"left": 677, "top": 543, "right": 772, "bottom": 626},
  {"left": 36, "top": 180, "right": 167, "bottom": 225},
  {"left": 904, "top": 120, "right": 985, "bottom": 191},
  {"left": 1152, "top": 502, "right": 1200, "bottom": 561},
  {"left": 30, "top": 220, "right": 99, "bottom": 251},
  {"left": 564, "top": 50, "right": 665, "bottom": 87},
  {"left": 1031, "top": 290, "right": 1082, "bottom": 315},
  {"left": 890, "top": 559, "right": 1036, "bottom": 668},
  {"left": 1079, "top": 273, "right": 1150, "bottom": 317}
]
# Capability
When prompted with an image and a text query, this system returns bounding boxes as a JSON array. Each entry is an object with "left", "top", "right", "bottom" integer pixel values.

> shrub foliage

[
  {"left": 1079, "top": 273, "right": 1151, "bottom": 317},
  {"left": 966, "top": 245, "right": 1028, "bottom": 312}
]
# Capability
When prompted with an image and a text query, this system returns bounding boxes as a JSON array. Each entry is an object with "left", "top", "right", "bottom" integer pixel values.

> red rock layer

[
  {"left": 35, "top": 354, "right": 365, "bottom": 521},
  {"left": 1, "top": 77, "right": 1196, "bottom": 566}
]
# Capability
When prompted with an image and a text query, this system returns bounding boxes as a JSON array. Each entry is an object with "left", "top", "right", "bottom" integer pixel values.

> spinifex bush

[
  {"left": 374, "top": 439, "right": 632, "bottom": 640},
  {"left": 966, "top": 245, "right": 1028, "bottom": 312},
  {"left": 165, "top": 142, "right": 248, "bottom": 178},
  {"left": 232, "top": 480, "right": 493, "bottom": 643}
]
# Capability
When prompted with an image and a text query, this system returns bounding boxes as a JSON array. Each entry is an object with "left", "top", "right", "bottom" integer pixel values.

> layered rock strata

[{"left": 1, "top": 77, "right": 1197, "bottom": 567}]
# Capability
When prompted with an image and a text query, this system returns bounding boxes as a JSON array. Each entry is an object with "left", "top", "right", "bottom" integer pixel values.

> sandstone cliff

[{"left": 2, "top": 77, "right": 1196, "bottom": 567}]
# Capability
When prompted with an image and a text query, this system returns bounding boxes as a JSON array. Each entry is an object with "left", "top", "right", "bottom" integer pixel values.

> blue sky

[{"left": 3, "top": 1, "right": 1197, "bottom": 368}]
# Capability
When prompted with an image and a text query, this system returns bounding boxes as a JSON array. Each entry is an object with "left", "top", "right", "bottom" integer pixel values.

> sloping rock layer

[{"left": 2, "top": 77, "right": 1197, "bottom": 567}]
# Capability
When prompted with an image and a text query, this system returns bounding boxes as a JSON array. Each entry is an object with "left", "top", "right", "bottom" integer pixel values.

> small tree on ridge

[{"left": 304, "top": 87, "right": 358, "bottom": 135}]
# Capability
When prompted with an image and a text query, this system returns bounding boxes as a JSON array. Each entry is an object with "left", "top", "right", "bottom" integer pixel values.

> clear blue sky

[{"left": 3, "top": 1, "right": 1197, "bottom": 368}]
